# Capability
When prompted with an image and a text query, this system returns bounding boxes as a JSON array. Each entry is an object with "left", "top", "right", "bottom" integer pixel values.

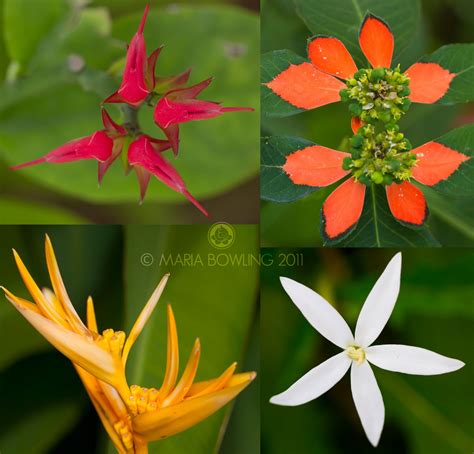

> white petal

[
  {"left": 350, "top": 361, "right": 385, "bottom": 447},
  {"left": 354, "top": 253, "right": 401, "bottom": 347},
  {"left": 280, "top": 277, "right": 354, "bottom": 348},
  {"left": 270, "top": 352, "right": 351, "bottom": 406},
  {"left": 366, "top": 344, "right": 465, "bottom": 375}
]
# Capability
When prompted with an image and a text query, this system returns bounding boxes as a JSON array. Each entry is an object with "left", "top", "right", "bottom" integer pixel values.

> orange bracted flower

[
  {"left": 2, "top": 235, "right": 255, "bottom": 454},
  {"left": 266, "top": 13, "right": 456, "bottom": 129},
  {"left": 282, "top": 123, "right": 470, "bottom": 242}
]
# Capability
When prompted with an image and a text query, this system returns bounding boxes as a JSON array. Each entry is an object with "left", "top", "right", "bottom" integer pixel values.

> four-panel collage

[{"left": 0, "top": 1, "right": 472, "bottom": 454}]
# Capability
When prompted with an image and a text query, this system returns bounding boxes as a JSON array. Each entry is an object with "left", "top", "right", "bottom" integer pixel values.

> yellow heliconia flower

[{"left": 2, "top": 235, "right": 256, "bottom": 454}]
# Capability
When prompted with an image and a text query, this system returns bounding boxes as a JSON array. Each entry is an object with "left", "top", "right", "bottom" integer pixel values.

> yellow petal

[
  {"left": 87, "top": 296, "right": 98, "bottom": 333},
  {"left": 188, "top": 372, "right": 257, "bottom": 397},
  {"left": 158, "top": 305, "right": 179, "bottom": 398},
  {"left": 2, "top": 286, "right": 41, "bottom": 314},
  {"left": 11, "top": 300, "right": 117, "bottom": 386},
  {"left": 44, "top": 235, "right": 88, "bottom": 334},
  {"left": 189, "top": 362, "right": 237, "bottom": 398},
  {"left": 12, "top": 249, "right": 68, "bottom": 327},
  {"left": 162, "top": 338, "right": 200, "bottom": 407},
  {"left": 134, "top": 373, "right": 256, "bottom": 441},
  {"left": 122, "top": 274, "right": 170, "bottom": 364}
]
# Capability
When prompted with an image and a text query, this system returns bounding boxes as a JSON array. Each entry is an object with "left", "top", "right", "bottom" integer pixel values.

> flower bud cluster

[
  {"left": 342, "top": 124, "right": 417, "bottom": 186},
  {"left": 340, "top": 65, "right": 411, "bottom": 124}
]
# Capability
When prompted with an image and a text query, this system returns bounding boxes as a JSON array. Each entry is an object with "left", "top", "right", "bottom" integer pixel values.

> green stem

[
  {"left": 121, "top": 105, "right": 140, "bottom": 135},
  {"left": 370, "top": 183, "right": 381, "bottom": 247}
]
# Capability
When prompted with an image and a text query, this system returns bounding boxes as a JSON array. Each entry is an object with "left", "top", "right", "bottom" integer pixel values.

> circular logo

[{"left": 208, "top": 222, "right": 236, "bottom": 249}]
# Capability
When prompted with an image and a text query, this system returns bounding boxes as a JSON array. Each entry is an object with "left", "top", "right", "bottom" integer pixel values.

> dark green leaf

[
  {"left": 418, "top": 44, "right": 474, "bottom": 105},
  {"left": 261, "top": 135, "right": 320, "bottom": 202},
  {"left": 294, "top": 0, "right": 421, "bottom": 66},
  {"left": 333, "top": 184, "right": 440, "bottom": 247},
  {"left": 261, "top": 50, "right": 307, "bottom": 118}
]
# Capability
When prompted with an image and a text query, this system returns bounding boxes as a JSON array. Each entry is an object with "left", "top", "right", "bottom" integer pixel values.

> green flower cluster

[
  {"left": 342, "top": 124, "right": 417, "bottom": 186},
  {"left": 340, "top": 65, "right": 411, "bottom": 124}
]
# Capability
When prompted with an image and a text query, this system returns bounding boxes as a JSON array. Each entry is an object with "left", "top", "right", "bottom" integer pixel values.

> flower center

[
  {"left": 127, "top": 385, "right": 161, "bottom": 416},
  {"left": 97, "top": 329, "right": 126, "bottom": 357},
  {"left": 340, "top": 65, "right": 411, "bottom": 124},
  {"left": 346, "top": 345, "right": 366, "bottom": 364},
  {"left": 342, "top": 124, "right": 417, "bottom": 185}
]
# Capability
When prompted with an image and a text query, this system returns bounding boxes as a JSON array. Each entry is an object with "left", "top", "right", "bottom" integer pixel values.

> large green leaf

[
  {"left": 261, "top": 135, "right": 320, "bottom": 202},
  {"left": 0, "top": 6, "right": 258, "bottom": 204},
  {"left": 261, "top": 50, "right": 307, "bottom": 118},
  {"left": 3, "top": 0, "right": 67, "bottom": 71},
  {"left": 294, "top": 0, "right": 421, "bottom": 67},
  {"left": 333, "top": 184, "right": 440, "bottom": 247},
  {"left": 417, "top": 44, "right": 474, "bottom": 105},
  {"left": 115, "top": 225, "right": 258, "bottom": 454}
]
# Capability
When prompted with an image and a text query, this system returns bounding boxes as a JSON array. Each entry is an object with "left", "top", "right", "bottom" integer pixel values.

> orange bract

[
  {"left": 284, "top": 146, "right": 350, "bottom": 187},
  {"left": 406, "top": 62, "right": 456, "bottom": 103},
  {"left": 266, "top": 62, "right": 345, "bottom": 109},
  {"left": 412, "top": 142, "right": 469, "bottom": 185},
  {"left": 359, "top": 15, "right": 394, "bottom": 69},
  {"left": 308, "top": 37, "right": 358, "bottom": 79},
  {"left": 322, "top": 177, "right": 366, "bottom": 239},
  {"left": 386, "top": 181, "right": 427, "bottom": 226}
]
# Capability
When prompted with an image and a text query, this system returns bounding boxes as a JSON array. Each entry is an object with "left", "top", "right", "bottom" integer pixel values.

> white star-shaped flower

[{"left": 270, "top": 253, "right": 465, "bottom": 447}]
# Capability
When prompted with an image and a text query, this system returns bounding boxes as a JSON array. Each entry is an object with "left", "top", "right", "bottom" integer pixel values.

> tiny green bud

[
  {"left": 354, "top": 69, "right": 365, "bottom": 80},
  {"left": 351, "top": 148, "right": 361, "bottom": 159},
  {"left": 383, "top": 175, "right": 393, "bottom": 186},
  {"left": 378, "top": 110, "right": 392, "bottom": 123},
  {"left": 359, "top": 174, "right": 372, "bottom": 186},
  {"left": 398, "top": 86, "right": 411, "bottom": 97},
  {"left": 349, "top": 102, "right": 363, "bottom": 116},
  {"left": 350, "top": 134, "right": 364, "bottom": 148},
  {"left": 342, "top": 157, "right": 352, "bottom": 170},
  {"left": 401, "top": 98, "right": 412, "bottom": 112},
  {"left": 386, "top": 123, "right": 399, "bottom": 132},
  {"left": 389, "top": 160, "right": 402, "bottom": 171},
  {"left": 369, "top": 68, "right": 386, "bottom": 82},
  {"left": 371, "top": 171, "right": 384, "bottom": 184},
  {"left": 339, "top": 89, "right": 349, "bottom": 102}
]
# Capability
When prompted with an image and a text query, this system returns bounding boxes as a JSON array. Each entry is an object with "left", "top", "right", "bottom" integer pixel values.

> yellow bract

[{"left": 2, "top": 235, "right": 255, "bottom": 454}]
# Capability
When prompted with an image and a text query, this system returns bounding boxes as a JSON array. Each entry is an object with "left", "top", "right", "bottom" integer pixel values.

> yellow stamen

[
  {"left": 346, "top": 345, "right": 366, "bottom": 364},
  {"left": 159, "top": 305, "right": 179, "bottom": 398},
  {"left": 87, "top": 296, "right": 98, "bottom": 333}
]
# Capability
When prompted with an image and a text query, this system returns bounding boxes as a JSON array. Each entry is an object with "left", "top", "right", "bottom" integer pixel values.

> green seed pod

[
  {"left": 359, "top": 174, "right": 372, "bottom": 186},
  {"left": 342, "top": 157, "right": 353, "bottom": 170},
  {"left": 351, "top": 148, "right": 361, "bottom": 159},
  {"left": 386, "top": 123, "right": 399, "bottom": 132},
  {"left": 389, "top": 160, "right": 402, "bottom": 171},
  {"left": 378, "top": 110, "right": 392, "bottom": 123},
  {"left": 371, "top": 171, "right": 384, "bottom": 184},
  {"left": 349, "top": 102, "right": 363, "bottom": 116},
  {"left": 401, "top": 98, "right": 412, "bottom": 112},
  {"left": 398, "top": 86, "right": 411, "bottom": 97},
  {"left": 354, "top": 69, "right": 365, "bottom": 80},
  {"left": 383, "top": 175, "right": 393, "bottom": 186},
  {"left": 369, "top": 68, "right": 386, "bottom": 82},
  {"left": 350, "top": 134, "right": 364, "bottom": 148},
  {"left": 339, "top": 89, "right": 349, "bottom": 102}
]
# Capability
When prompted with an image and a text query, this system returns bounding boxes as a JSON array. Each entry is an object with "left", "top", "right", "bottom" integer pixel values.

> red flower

[
  {"left": 12, "top": 109, "right": 127, "bottom": 184},
  {"left": 154, "top": 78, "right": 253, "bottom": 155},
  {"left": 128, "top": 135, "right": 208, "bottom": 215},
  {"left": 104, "top": 5, "right": 161, "bottom": 106},
  {"left": 266, "top": 14, "right": 456, "bottom": 112},
  {"left": 283, "top": 141, "right": 469, "bottom": 241}
]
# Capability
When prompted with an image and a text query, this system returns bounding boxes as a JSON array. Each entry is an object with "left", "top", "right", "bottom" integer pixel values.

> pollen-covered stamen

[
  {"left": 342, "top": 124, "right": 417, "bottom": 186},
  {"left": 97, "top": 329, "right": 126, "bottom": 358},
  {"left": 340, "top": 65, "right": 411, "bottom": 124},
  {"left": 346, "top": 345, "right": 366, "bottom": 364},
  {"left": 127, "top": 385, "right": 161, "bottom": 416}
]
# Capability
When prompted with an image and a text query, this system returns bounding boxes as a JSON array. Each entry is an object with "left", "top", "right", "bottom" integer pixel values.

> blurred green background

[
  {"left": 261, "top": 248, "right": 474, "bottom": 453},
  {"left": 261, "top": 0, "right": 474, "bottom": 246},
  {"left": 0, "top": 0, "right": 259, "bottom": 224},
  {"left": 0, "top": 224, "right": 259, "bottom": 453}
]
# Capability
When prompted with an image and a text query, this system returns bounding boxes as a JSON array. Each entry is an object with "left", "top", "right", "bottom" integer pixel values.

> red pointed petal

[
  {"left": 146, "top": 46, "right": 164, "bottom": 90},
  {"left": 103, "top": 91, "right": 126, "bottom": 104},
  {"left": 405, "top": 62, "right": 456, "bottom": 104},
  {"left": 128, "top": 136, "right": 208, "bottom": 215},
  {"left": 308, "top": 36, "right": 358, "bottom": 79},
  {"left": 101, "top": 109, "right": 126, "bottom": 135},
  {"left": 351, "top": 117, "right": 363, "bottom": 134},
  {"left": 283, "top": 146, "right": 350, "bottom": 187},
  {"left": 167, "top": 78, "right": 213, "bottom": 101},
  {"left": 148, "top": 137, "right": 172, "bottom": 153},
  {"left": 359, "top": 14, "right": 394, "bottom": 68},
  {"left": 155, "top": 68, "right": 192, "bottom": 92},
  {"left": 411, "top": 141, "right": 469, "bottom": 185},
  {"left": 135, "top": 166, "right": 152, "bottom": 203},
  {"left": 322, "top": 177, "right": 366, "bottom": 240},
  {"left": 266, "top": 62, "right": 345, "bottom": 110},
  {"left": 13, "top": 131, "right": 113, "bottom": 170},
  {"left": 98, "top": 139, "right": 124, "bottom": 185},
  {"left": 137, "top": 4, "right": 150, "bottom": 34},
  {"left": 162, "top": 124, "right": 180, "bottom": 156},
  {"left": 386, "top": 181, "right": 427, "bottom": 226}
]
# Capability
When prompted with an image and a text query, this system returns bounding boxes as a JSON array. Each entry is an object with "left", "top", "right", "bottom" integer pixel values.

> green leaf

[
  {"left": 261, "top": 50, "right": 307, "bottom": 117},
  {"left": 418, "top": 44, "right": 474, "bottom": 105},
  {"left": 423, "top": 124, "right": 474, "bottom": 197},
  {"left": 118, "top": 225, "right": 258, "bottom": 454},
  {"left": 0, "top": 5, "right": 258, "bottom": 204},
  {"left": 261, "top": 135, "right": 320, "bottom": 202},
  {"left": 294, "top": 0, "right": 421, "bottom": 66},
  {"left": 333, "top": 184, "right": 440, "bottom": 247},
  {"left": 3, "top": 0, "right": 67, "bottom": 70}
]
